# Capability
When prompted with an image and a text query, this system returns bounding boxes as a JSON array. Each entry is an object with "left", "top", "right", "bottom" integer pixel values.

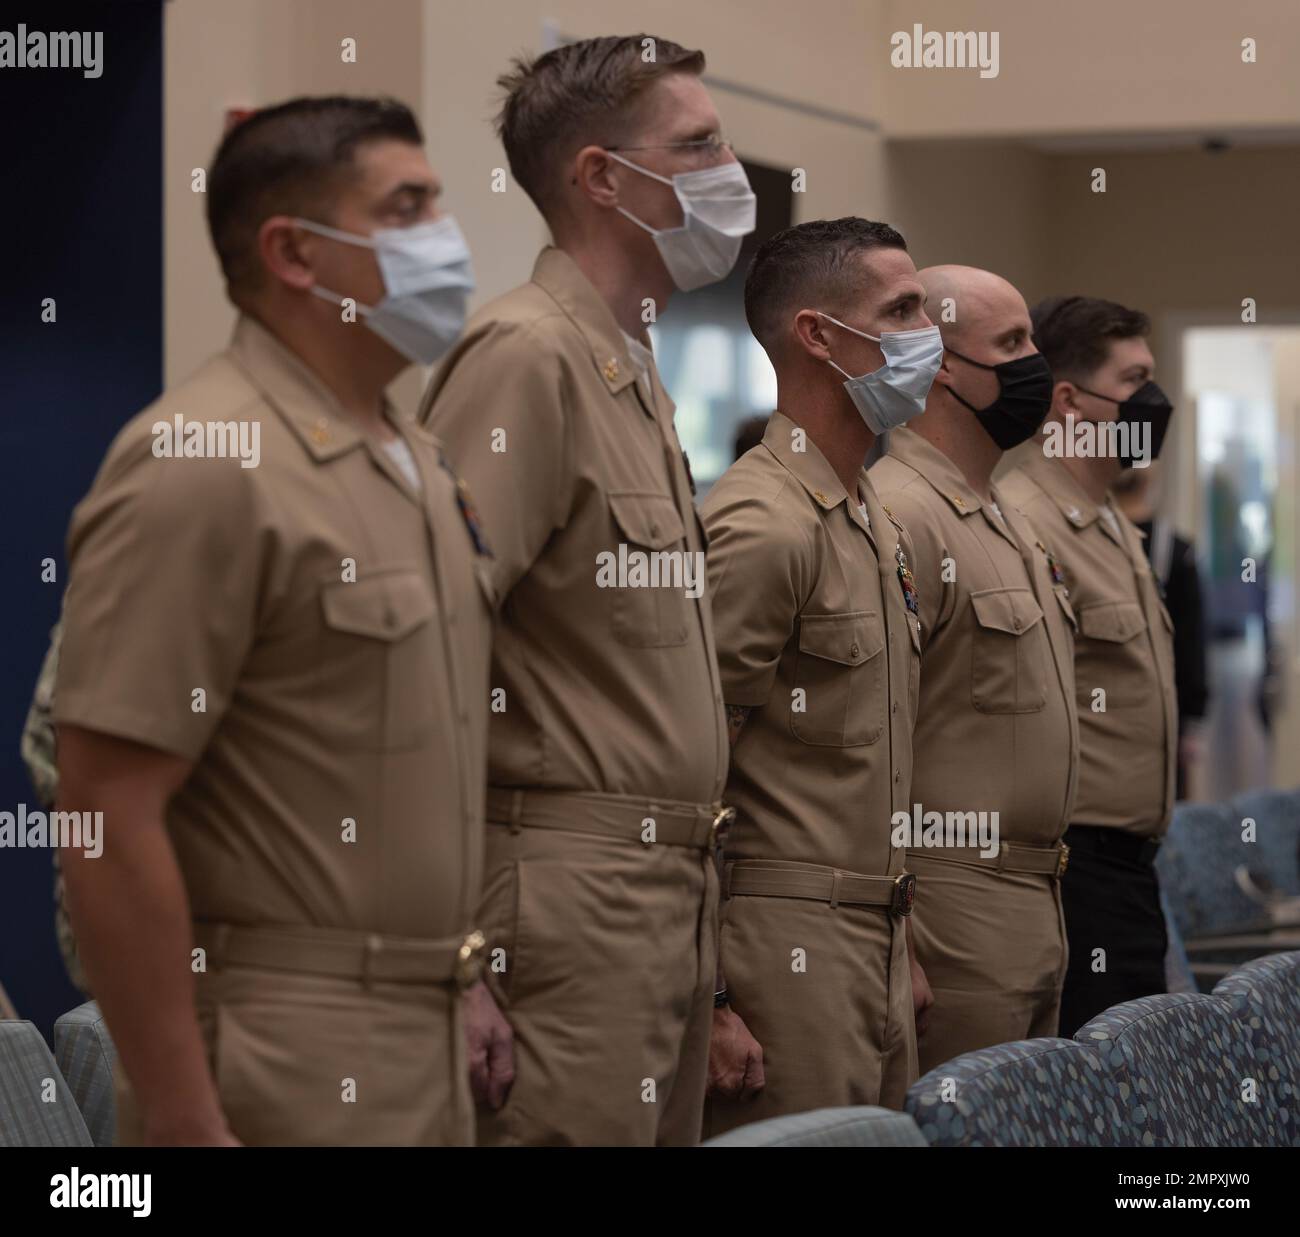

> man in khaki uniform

[
  {"left": 420, "top": 36, "right": 750, "bottom": 1146},
  {"left": 702, "top": 219, "right": 936, "bottom": 1135},
  {"left": 1000, "top": 295, "right": 1178, "bottom": 1035},
  {"left": 52, "top": 98, "right": 491, "bottom": 1145},
  {"left": 870, "top": 265, "right": 1079, "bottom": 1073}
]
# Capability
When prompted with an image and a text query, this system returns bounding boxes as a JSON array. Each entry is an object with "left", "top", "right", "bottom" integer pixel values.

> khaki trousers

[
  {"left": 906, "top": 850, "right": 1068, "bottom": 1077},
  {"left": 115, "top": 963, "right": 471, "bottom": 1146},
  {"left": 476, "top": 819, "right": 718, "bottom": 1146},
  {"left": 703, "top": 888, "right": 917, "bottom": 1139}
]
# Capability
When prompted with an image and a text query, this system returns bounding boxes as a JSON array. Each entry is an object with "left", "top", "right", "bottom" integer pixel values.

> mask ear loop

[
  {"left": 606, "top": 150, "right": 674, "bottom": 186},
  {"left": 811, "top": 311, "right": 854, "bottom": 381},
  {"left": 293, "top": 218, "right": 386, "bottom": 316},
  {"left": 308, "top": 284, "right": 380, "bottom": 318},
  {"left": 939, "top": 346, "right": 991, "bottom": 414},
  {"left": 815, "top": 310, "right": 881, "bottom": 343},
  {"left": 607, "top": 152, "right": 685, "bottom": 239},
  {"left": 292, "top": 217, "right": 379, "bottom": 250}
]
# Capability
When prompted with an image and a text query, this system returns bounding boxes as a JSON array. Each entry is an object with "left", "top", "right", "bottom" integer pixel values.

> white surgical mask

[
  {"left": 608, "top": 153, "right": 756, "bottom": 292},
  {"left": 817, "top": 311, "right": 943, "bottom": 434},
  {"left": 296, "top": 215, "right": 475, "bottom": 365}
]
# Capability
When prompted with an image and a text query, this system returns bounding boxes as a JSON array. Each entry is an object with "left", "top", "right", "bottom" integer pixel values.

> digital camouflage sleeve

[{"left": 20, "top": 621, "right": 87, "bottom": 993}]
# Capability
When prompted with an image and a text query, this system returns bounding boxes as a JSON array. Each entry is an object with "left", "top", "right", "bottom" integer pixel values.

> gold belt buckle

[
  {"left": 709, "top": 806, "right": 736, "bottom": 849},
  {"left": 1056, "top": 844, "right": 1070, "bottom": 880},
  {"left": 454, "top": 929, "right": 486, "bottom": 989},
  {"left": 892, "top": 873, "right": 917, "bottom": 917}
]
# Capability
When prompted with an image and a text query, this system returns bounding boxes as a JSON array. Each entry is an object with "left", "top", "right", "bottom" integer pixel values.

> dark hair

[
  {"left": 743, "top": 217, "right": 908, "bottom": 356},
  {"left": 733, "top": 413, "right": 771, "bottom": 461},
  {"left": 207, "top": 95, "right": 423, "bottom": 299},
  {"left": 1030, "top": 295, "right": 1151, "bottom": 383},
  {"left": 495, "top": 34, "right": 705, "bottom": 216}
]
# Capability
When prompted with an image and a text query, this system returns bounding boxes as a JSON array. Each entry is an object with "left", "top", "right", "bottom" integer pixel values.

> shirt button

[
  {"left": 850, "top": 642, "right": 860, "bottom": 658},
  {"left": 894, "top": 770, "right": 901, "bottom": 783},
  {"left": 1013, "top": 616, "right": 1022, "bottom": 630},
  {"left": 650, "top": 522, "right": 660, "bottom": 538},
  {"left": 383, "top": 608, "right": 397, "bottom": 629},
  {"left": 892, "top": 701, "right": 898, "bottom": 713}
]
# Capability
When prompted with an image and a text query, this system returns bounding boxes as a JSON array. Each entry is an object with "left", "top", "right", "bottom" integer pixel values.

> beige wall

[
  {"left": 165, "top": 1, "right": 1300, "bottom": 379},
  {"left": 164, "top": 0, "right": 423, "bottom": 385},
  {"left": 883, "top": 138, "right": 1052, "bottom": 296},
  {"left": 421, "top": 0, "right": 890, "bottom": 309},
  {"left": 165, "top": 0, "right": 888, "bottom": 398},
  {"left": 883, "top": 139, "right": 1300, "bottom": 532},
  {"left": 880, "top": 0, "right": 1300, "bottom": 139},
  {"left": 1047, "top": 144, "right": 1300, "bottom": 539}
]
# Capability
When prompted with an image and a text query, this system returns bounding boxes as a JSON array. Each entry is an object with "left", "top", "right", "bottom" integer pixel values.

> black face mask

[
  {"left": 1075, "top": 380, "right": 1174, "bottom": 468},
  {"left": 943, "top": 347, "right": 1054, "bottom": 449}
]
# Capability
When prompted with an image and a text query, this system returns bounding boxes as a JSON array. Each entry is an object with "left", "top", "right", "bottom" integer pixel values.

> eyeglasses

[{"left": 606, "top": 135, "right": 734, "bottom": 156}]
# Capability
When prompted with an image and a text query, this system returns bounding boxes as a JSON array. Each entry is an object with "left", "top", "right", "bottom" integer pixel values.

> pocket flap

[
  {"left": 321, "top": 570, "right": 436, "bottom": 641},
  {"left": 798, "top": 611, "right": 882, "bottom": 666},
  {"left": 970, "top": 587, "right": 1044, "bottom": 636},
  {"left": 1078, "top": 599, "right": 1145, "bottom": 643},
  {"left": 608, "top": 491, "right": 686, "bottom": 550}
]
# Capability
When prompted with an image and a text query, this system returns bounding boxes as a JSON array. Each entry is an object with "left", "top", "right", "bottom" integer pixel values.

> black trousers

[{"left": 1058, "top": 826, "right": 1169, "bottom": 1038}]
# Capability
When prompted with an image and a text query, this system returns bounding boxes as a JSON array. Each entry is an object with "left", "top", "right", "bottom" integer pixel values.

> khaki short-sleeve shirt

[
  {"left": 54, "top": 315, "right": 492, "bottom": 938},
  {"left": 701, "top": 412, "right": 921, "bottom": 877},
  {"left": 1001, "top": 448, "right": 1177, "bottom": 837},
  {"left": 869, "top": 428, "right": 1079, "bottom": 846},
  {"left": 419, "top": 247, "right": 728, "bottom": 804}
]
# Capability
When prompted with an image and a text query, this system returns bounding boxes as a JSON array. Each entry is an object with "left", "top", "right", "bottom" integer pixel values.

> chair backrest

[
  {"left": 1075, "top": 991, "right": 1269, "bottom": 1146},
  {"left": 1212, "top": 951, "right": 1300, "bottom": 1146},
  {"left": 1157, "top": 802, "right": 1265, "bottom": 937},
  {"left": 1228, "top": 789, "right": 1300, "bottom": 899},
  {"left": 1160, "top": 887, "right": 1197, "bottom": 993},
  {"left": 905, "top": 1038, "right": 1132, "bottom": 1147},
  {"left": 0, "top": 1019, "right": 93, "bottom": 1147},
  {"left": 702, "top": 1105, "right": 927, "bottom": 1147},
  {"left": 53, "top": 1001, "right": 118, "bottom": 1149}
]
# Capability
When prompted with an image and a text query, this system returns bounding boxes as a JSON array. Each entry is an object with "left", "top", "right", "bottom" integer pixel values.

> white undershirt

[
  {"left": 621, "top": 330, "right": 655, "bottom": 396},
  {"left": 381, "top": 435, "right": 423, "bottom": 492}
]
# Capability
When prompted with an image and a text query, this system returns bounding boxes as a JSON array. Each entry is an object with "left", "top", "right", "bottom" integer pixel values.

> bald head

[
  {"left": 914, "top": 264, "right": 1043, "bottom": 448},
  {"left": 918, "top": 265, "right": 1029, "bottom": 354}
]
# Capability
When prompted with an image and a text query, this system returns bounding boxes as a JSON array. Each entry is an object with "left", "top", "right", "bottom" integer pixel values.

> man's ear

[
  {"left": 793, "top": 309, "right": 833, "bottom": 362},
  {"left": 1051, "top": 379, "right": 1080, "bottom": 420},
  {"left": 572, "top": 145, "right": 620, "bottom": 209},
  {"left": 931, "top": 353, "right": 957, "bottom": 392},
  {"left": 258, "top": 216, "right": 317, "bottom": 292}
]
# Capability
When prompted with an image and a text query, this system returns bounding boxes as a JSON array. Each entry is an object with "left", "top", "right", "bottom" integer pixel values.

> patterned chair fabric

[
  {"left": 1157, "top": 802, "right": 1267, "bottom": 938},
  {"left": 0, "top": 1019, "right": 93, "bottom": 1147},
  {"left": 1228, "top": 789, "right": 1300, "bottom": 899},
  {"left": 1074, "top": 991, "right": 1270, "bottom": 1146},
  {"left": 905, "top": 1038, "right": 1131, "bottom": 1147},
  {"left": 703, "top": 1105, "right": 927, "bottom": 1147},
  {"left": 1212, "top": 951, "right": 1300, "bottom": 1146},
  {"left": 53, "top": 1001, "right": 118, "bottom": 1149}
]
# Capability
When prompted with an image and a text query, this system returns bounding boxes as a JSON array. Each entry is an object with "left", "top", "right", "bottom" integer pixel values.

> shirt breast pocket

[
  {"left": 606, "top": 491, "right": 692, "bottom": 648},
  {"left": 1076, "top": 599, "right": 1147, "bottom": 707},
  {"left": 969, "top": 587, "right": 1049, "bottom": 714},
  {"left": 791, "top": 611, "right": 885, "bottom": 746},
  {"left": 317, "top": 568, "right": 439, "bottom": 750}
]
